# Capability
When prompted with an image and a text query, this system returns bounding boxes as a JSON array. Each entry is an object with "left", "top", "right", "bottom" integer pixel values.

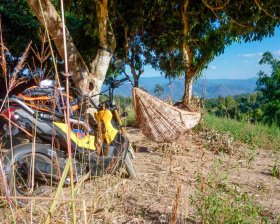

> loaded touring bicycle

[{"left": 0, "top": 75, "right": 136, "bottom": 202}]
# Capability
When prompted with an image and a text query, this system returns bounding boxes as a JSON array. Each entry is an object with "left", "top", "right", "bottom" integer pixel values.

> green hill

[{"left": 109, "top": 77, "right": 257, "bottom": 100}]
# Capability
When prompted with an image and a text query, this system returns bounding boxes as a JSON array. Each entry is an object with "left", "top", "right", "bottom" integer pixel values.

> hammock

[{"left": 132, "top": 87, "right": 201, "bottom": 143}]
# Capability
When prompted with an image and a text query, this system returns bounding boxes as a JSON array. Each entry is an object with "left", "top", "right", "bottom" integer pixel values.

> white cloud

[
  {"left": 272, "top": 49, "right": 280, "bottom": 56},
  {"left": 239, "top": 49, "right": 280, "bottom": 58},
  {"left": 209, "top": 65, "right": 217, "bottom": 70},
  {"left": 239, "top": 52, "right": 263, "bottom": 58}
]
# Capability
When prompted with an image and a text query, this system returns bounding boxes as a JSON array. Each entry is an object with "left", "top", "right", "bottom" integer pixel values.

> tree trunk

[
  {"left": 130, "top": 66, "right": 139, "bottom": 87},
  {"left": 126, "top": 61, "right": 141, "bottom": 88},
  {"left": 88, "top": 49, "right": 113, "bottom": 104},
  {"left": 134, "top": 78, "right": 139, "bottom": 88},
  {"left": 182, "top": 72, "right": 193, "bottom": 107},
  {"left": 27, "top": 0, "right": 89, "bottom": 89},
  {"left": 28, "top": 0, "right": 115, "bottom": 99},
  {"left": 181, "top": 0, "right": 194, "bottom": 108},
  {"left": 88, "top": 0, "right": 116, "bottom": 103}
]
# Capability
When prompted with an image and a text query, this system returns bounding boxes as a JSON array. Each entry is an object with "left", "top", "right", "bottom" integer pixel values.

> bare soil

[{"left": 125, "top": 127, "right": 280, "bottom": 223}]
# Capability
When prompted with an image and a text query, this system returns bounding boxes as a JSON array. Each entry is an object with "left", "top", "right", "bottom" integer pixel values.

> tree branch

[
  {"left": 202, "top": 0, "right": 230, "bottom": 11},
  {"left": 181, "top": 0, "right": 192, "bottom": 68},
  {"left": 202, "top": 0, "right": 253, "bottom": 28},
  {"left": 95, "top": 0, "right": 116, "bottom": 50},
  {"left": 192, "top": 53, "right": 213, "bottom": 76},
  {"left": 254, "top": 0, "right": 280, "bottom": 20}
]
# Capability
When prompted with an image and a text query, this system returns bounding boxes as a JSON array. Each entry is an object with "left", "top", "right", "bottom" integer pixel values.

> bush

[{"left": 122, "top": 109, "right": 138, "bottom": 127}]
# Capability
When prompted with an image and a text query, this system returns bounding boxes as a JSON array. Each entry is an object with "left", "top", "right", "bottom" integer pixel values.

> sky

[{"left": 142, "top": 27, "right": 280, "bottom": 80}]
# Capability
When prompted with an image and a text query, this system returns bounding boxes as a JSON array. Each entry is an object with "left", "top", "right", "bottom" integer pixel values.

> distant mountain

[{"left": 106, "top": 76, "right": 257, "bottom": 100}]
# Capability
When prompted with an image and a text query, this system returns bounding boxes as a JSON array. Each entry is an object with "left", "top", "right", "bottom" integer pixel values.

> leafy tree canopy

[
  {"left": 154, "top": 83, "right": 164, "bottom": 98},
  {"left": 257, "top": 52, "right": 280, "bottom": 126},
  {"left": 144, "top": 0, "right": 280, "bottom": 78},
  {"left": 206, "top": 52, "right": 280, "bottom": 126},
  {"left": 1, "top": 0, "right": 280, "bottom": 104},
  {"left": 142, "top": 0, "right": 280, "bottom": 106},
  {"left": 0, "top": 0, "right": 39, "bottom": 54}
]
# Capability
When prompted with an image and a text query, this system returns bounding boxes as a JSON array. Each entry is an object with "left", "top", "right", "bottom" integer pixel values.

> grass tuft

[
  {"left": 270, "top": 162, "right": 280, "bottom": 179},
  {"left": 191, "top": 167, "right": 270, "bottom": 223}
]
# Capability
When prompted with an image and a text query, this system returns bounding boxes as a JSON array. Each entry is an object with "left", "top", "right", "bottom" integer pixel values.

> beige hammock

[{"left": 132, "top": 87, "right": 201, "bottom": 143}]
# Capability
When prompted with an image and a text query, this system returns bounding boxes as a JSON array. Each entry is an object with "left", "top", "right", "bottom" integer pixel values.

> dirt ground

[
  {"left": 0, "top": 127, "right": 279, "bottom": 223},
  {"left": 124, "top": 127, "right": 280, "bottom": 223}
]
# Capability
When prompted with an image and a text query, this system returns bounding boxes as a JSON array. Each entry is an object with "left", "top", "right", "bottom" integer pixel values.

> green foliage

[
  {"left": 257, "top": 52, "right": 280, "bottom": 126},
  {"left": 206, "top": 93, "right": 262, "bottom": 123},
  {"left": 113, "top": 1, "right": 163, "bottom": 86},
  {"left": 204, "top": 113, "right": 280, "bottom": 151},
  {"left": 0, "top": 0, "right": 99, "bottom": 64},
  {"left": 113, "top": 95, "right": 133, "bottom": 112},
  {"left": 65, "top": 12, "right": 98, "bottom": 64},
  {"left": 207, "top": 52, "right": 280, "bottom": 128},
  {"left": 270, "top": 160, "right": 280, "bottom": 179},
  {"left": 154, "top": 83, "right": 164, "bottom": 98},
  {"left": 143, "top": 1, "right": 280, "bottom": 80},
  {"left": 100, "top": 95, "right": 137, "bottom": 126},
  {"left": 121, "top": 109, "right": 137, "bottom": 127},
  {"left": 112, "top": 95, "right": 137, "bottom": 127},
  {"left": 191, "top": 169, "right": 269, "bottom": 223},
  {"left": 2, "top": 0, "right": 280, "bottom": 96},
  {"left": 0, "top": 0, "right": 40, "bottom": 54}
]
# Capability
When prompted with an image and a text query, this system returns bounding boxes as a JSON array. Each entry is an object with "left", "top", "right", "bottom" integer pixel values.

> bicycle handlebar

[{"left": 106, "top": 76, "right": 130, "bottom": 89}]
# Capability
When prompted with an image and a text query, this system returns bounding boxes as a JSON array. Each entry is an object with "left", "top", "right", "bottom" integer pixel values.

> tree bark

[
  {"left": 27, "top": 0, "right": 89, "bottom": 89},
  {"left": 181, "top": 0, "right": 195, "bottom": 108},
  {"left": 128, "top": 65, "right": 139, "bottom": 87},
  {"left": 182, "top": 71, "right": 193, "bottom": 107},
  {"left": 134, "top": 78, "right": 139, "bottom": 88},
  {"left": 88, "top": 0, "right": 116, "bottom": 102},
  {"left": 88, "top": 49, "right": 112, "bottom": 102}
]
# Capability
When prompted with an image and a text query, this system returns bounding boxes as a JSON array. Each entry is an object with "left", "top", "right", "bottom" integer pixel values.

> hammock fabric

[{"left": 132, "top": 87, "right": 201, "bottom": 143}]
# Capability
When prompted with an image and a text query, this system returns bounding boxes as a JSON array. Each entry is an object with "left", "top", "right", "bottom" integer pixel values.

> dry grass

[
  {"left": 0, "top": 170, "right": 189, "bottom": 223},
  {"left": 1, "top": 126, "right": 280, "bottom": 223}
]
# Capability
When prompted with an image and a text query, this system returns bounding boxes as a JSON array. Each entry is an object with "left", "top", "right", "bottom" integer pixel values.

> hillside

[
  {"left": 110, "top": 77, "right": 257, "bottom": 100},
  {"left": 2, "top": 124, "right": 279, "bottom": 223}
]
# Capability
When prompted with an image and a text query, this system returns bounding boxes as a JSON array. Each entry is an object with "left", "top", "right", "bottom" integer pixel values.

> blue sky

[{"left": 142, "top": 27, "right": 280, "bottom": 79}]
